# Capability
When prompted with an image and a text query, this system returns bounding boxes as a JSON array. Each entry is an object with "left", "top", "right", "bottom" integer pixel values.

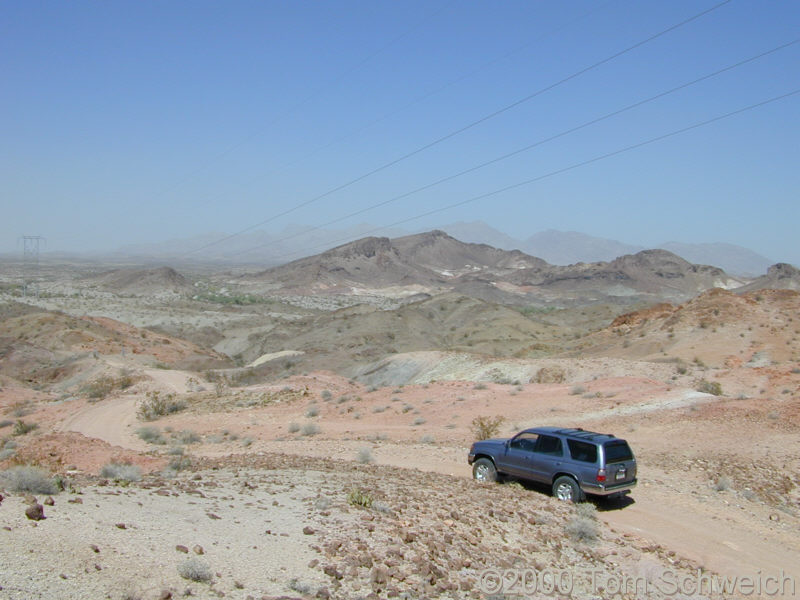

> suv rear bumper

[{"left": 580, "top": 478, "right": 637, "bottom": 496}]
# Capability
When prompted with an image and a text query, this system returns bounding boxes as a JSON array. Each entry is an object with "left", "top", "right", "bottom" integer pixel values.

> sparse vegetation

[
  {"left": 288, "top": 422, "right": 300, "bottom": 433},
  {"left": 473, "top": 382, "right": 488, "bottom": 390},
  {"left": 136, "top": 426, "right": 166, "bottom": 444},
  {"left": 305, "top": 405, "right": 319, "bottom": 417},
  {"left": 301, "top": 422, "right": 320, "bottom": 436},
  {"left": 100, "top": 463, "right": 141, "bottom": 482},
  {"left": 321, "top": 390, "right": 332, "bottom": 401},
  {"left": 565, "top": 504, "right": 599, "bottom": 543},
  {"left": 470, "top": 415, "right": 505, "bottom": 440},
  {"left": 80, "top": 372, "right": 135, "bottom": 400},
  {"left": 569, "top": 385, "right": 586, "bottom": 395},
  {"left": 355, "top": 447, "right": 374, "bottom": 464},
  {"left": 13, "top": 419, "right": 38, "bottom": 436},
  {"left": 714, "top": 475, "right": 732, "bottom": 492},
  {"left": 137, "top": 391, "right": 187, "bottom": 421},
  {"left": 177, "top": 557, "right": 212, "bottom": 582},
  {"left": 347, "top": 488, "right": 374, "bottom": 508},
  {"left": 0, "top": 465, "right": 59, "bottom": 494},
  {"left": 696, "top": 379, "right": 723, "bottom": 396}
]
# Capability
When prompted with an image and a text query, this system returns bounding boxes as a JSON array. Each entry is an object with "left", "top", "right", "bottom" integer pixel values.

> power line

[
  {"left": 185, "top": 0, "right": 732, "bottom": 256},
  {"left": 264, "top": 88, "right": 800, "bottom": 262},
  {"left": 227, "top": 37, "right": 799, "bottom": 257},
  {"left": 181, "top": 0, "right": 616, "bottom": 249}
]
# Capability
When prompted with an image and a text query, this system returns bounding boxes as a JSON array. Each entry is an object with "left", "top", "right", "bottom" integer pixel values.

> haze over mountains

[{"left": 105, "top": 221, "right": 776, "bottom": 277}]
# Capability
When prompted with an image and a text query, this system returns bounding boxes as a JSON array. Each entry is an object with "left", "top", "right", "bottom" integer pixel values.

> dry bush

[
  {"left": 137, "top": 391, "right": 187, "bottom": 421},
  {"left": 13, "top": 420, "right": 38, "bottom": 436},
  {"left": 301, "top": 422, "right": 320, "bottom": 436},
  {"left": 470, "top": 415, "right": 506, "bottom": 440},
  {"left": 100, "top": 463, "right": 141, "bottom": 482},
  {"left": 347, "top": 488, "right": 373, "bottom": 508},
  {"left": 565, "top": 516, "right": 598, "bottom": 543},
  {"left": 177, "top": 558, "right": 212, "bottom": 582},
  {"left": 136, "top": 426, "right": 165, "bottom": 444},
  {"left": 696, "top": 379, "right": 723, "bottom": 396},
  {"left": 356, "top": 447, "right": 374, "bottom": 464},
  {"left": 0, "top": 465, "right": 59, "bottom": 494}
]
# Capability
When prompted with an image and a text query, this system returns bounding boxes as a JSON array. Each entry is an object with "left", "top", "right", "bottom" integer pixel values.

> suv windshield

[{"left": 603, "top": 440, "right": 633, "bottom": 463}]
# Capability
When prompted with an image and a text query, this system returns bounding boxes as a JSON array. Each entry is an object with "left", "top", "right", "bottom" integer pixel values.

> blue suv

[{"left": 468, "top": 427, "right": 637, "bottom": 502}]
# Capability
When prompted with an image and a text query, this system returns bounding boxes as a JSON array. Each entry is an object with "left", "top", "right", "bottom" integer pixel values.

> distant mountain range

[{"left": 105, "top": 221, "right": 776, "bottom": 276}]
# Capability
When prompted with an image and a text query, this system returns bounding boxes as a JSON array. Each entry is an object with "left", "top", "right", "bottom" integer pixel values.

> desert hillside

[{"left": 1, "top": 241, "right": 799, "bottom": 599}]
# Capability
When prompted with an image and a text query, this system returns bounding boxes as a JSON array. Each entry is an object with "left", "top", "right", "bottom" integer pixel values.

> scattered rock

[
  {"left": 176, "top": 545, "right": 189, "bottom": 553},
  {"left": 68, "top": 497, "right": 83, "bottom": 504},
  {"left": 115, "top": 523, "right": 126, "bottom": 529},
  {"left": 303, "top": 526, "right": 315, "bottom": 535},
  {"left": 89, "top": 544, "right": 100, "bottom": 553},
  {"left": 25, "top": 503, "right": 45, "bottom": 521},
  {"left": 193, "top": 545, "right": 204, "bottom": 555},
  {"left": 44, "top": 496, "right": 55, "bottom": 506}
]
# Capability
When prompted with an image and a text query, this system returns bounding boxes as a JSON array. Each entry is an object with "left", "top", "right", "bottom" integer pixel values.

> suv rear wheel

[
  {"left": 553, "top": 476, "right": 584, "bottom": 502},
  {"left": 472, "top": 458, "right": 497, "bottom": 483}
]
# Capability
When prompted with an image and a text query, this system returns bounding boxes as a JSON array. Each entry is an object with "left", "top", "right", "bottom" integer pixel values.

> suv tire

[
  {"left": 553, "top": 476, "right": 584, "bottom": 503},
  {"left": 472, "top": 458, "right": 498, "bottom": 483}
]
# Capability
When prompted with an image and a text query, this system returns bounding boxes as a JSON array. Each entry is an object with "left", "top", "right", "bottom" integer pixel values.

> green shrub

[{"left": 347, "top": 488, "right": 373, "bottom": 508}]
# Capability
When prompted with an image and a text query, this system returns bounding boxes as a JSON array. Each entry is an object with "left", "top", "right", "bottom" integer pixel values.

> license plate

[{"left": 616, "top": 469, "right": 626, "bottom": 480}]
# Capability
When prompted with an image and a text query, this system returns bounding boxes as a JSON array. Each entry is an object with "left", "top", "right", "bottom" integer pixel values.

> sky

[{"left": 2, "top": 0, "right": 799, "bottom": 264}]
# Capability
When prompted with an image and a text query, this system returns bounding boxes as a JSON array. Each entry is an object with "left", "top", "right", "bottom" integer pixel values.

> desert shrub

[
  {"left": 241, "top": 437, "right": 254, "bottom": 447},
  {"left": 570, "top": 385, "right": 586, "bottom": 396},
  {"left": 289, "top": 579, "right": 312, "bottom": 594},
  {"left": 412, "top": 417, "right": 426, "bottom": 426},
  {"left": 100, "top": 463, "right": 141, "bottom": 482},
  {"left": 347, "top": 488, "right": 373, "bottom": 508},
  {"left": 473, "top": 382, "right": 488, "bottom": 390},
  {"left": 714, "top": 475, "right": 732, "bottom": 491},
  {"left": 301, "top": 422, "right": 320, "bottom": 436},
  {"left": 4, "top": 440, "right": 18, "bottom": 449},
  {"left": 80, "top": 373, "right": 135, "bottom": 400},
  {"left": 174, "top": 430, "right": 200, "bottom": 444},
  {"left": 321, "top": 390, "right": 332, "bottom": 401},
  {"left": 305, "top": 405, "right": 319, "bottom": 417},
  {"left": 470, "top": 415, "right": 506, "bottom": 440},
  {"left": 565, "top": 516, "right": 598, "bottom": 543},
  {"left": 288, "top": 422, "right": 300, "bottom": 433},
  {"left": 168, "top": 454, "right": 192, "bottom": 472},
  {"left": 696, "top": 379, "right": 723, "bottom": 396},
  {"left": 136, "top": 426, "right": 166, "bottom": 444},
  {"left": 419, "top": 435, "right": 435, "bottom": 444},
  {"left": 0, "top": 419, "right": 15, "bottom": 429},
  {"left": 356, "top": 447, "right": 374, "bottom": 464},
  {"left": 137, "top": 391, "right": 186, "bottom": 421},
  {"left": 166, "top": 446, "right": 185, "bottom": 456},
  {"left": 372, "top": 405, "right": 386, "bottom": 413},
  {"left": 0, "top": 448, "right": 16, "bottom": 461},
  {"left": 13, "top": 420, "right": 38, "bottom": 436},
  {"left": 0, "top": 465, "right": 58, "bottom": 494},
  {"left": 177, "top": 558, "right": 212, "bottom": 582}
]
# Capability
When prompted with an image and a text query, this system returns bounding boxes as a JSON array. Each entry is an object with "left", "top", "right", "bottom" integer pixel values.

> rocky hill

[
  {"left": 736, "top": 263, "right": 800, "bottom": 293},
  {"left": 86, "top": 266, "right": 193, "bottom": 296},
  {"left": 252, "top": 231, "right": 745, "bottom": 305}
]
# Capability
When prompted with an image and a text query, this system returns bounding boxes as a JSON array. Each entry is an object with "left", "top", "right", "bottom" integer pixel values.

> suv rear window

[
  {"left": 603, "top": 441, "right": 633, "bottom": 463},
  {"left": 567, "top": 439, "right": 597, "bottom": 463}
]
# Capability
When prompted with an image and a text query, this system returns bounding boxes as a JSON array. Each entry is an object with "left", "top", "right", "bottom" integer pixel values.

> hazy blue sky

[{"left": 2, "top": 1, "right": 799, "bottom": 263}]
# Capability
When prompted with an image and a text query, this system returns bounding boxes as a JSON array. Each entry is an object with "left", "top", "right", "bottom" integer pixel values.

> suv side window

[
  {"left": 567, "top": 439, "right": 598, "bottom": 463},
  {"left": 509, "top": 432, "right": 539, "bottom": 452},
  {"left": 534, "top": 434, "right": 563, "bottom": 456}
]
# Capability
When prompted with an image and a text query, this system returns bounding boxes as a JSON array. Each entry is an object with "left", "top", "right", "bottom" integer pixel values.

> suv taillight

[{"left": 596, "top": 469, "right": 606, "bottom": 483}]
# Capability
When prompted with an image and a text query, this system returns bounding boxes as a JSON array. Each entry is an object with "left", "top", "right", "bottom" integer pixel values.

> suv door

[
  {"left": 524, "top": 434, "right": 565, "bottom": 482},
  {"left": 496, "top": 432, "right": 539, "bottom": 477}
]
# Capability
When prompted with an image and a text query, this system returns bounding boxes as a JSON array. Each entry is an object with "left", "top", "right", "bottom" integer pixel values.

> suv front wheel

[
  {"left": 553, "top": 476, "right": 585, "bottom": 502},
  {"left": 472, "top": 458, "right": 497, "bottom": 483}
]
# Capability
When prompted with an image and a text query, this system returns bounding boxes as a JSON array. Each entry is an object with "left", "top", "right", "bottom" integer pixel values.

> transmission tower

[{"left": 20, "top": 235, "right": 45, "bottom": 298}]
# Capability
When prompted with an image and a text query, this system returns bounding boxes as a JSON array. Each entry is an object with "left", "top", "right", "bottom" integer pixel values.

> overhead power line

[
  {"left": 186, "top": 0, "right": 732, "bottom": 256},
  {"left": 227, "top": 37, "right": 799, "bottom": 257},
  {"left": 264, "top": 88, "right": 800, "bottom": 262},
  {"left": 182, "top": 0, "right": 615, "bottom": 242}
]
